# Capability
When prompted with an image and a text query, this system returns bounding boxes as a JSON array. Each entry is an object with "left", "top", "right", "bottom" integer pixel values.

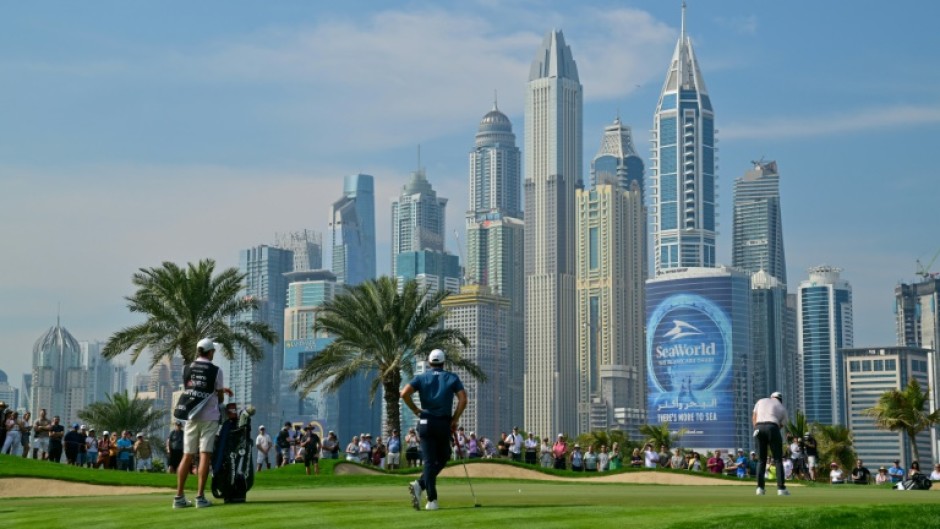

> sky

[{"left": 2, "top": 1, "right": 939, "bottom": 388}]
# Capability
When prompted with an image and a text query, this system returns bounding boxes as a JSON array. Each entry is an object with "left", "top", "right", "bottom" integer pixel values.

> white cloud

[{"left": 721, "top": 104, "right": 940, "bottom": 140}]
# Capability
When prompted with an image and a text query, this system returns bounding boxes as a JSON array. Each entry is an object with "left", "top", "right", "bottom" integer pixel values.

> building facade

[
  {"left": 732, "top": 160, "right": 787, "bottom": 285},
  {"left": 524, "top": 29, "right": 582, "bottom": 437},
  {"left": 592, "top": 117, "right": 645, "bottom": 198},
  {"left": 395, "top": 250, "right": 461, "bottom": 297},
  {"left": 798, "top": 266, "right": 853, "bottom": 425},
  {"left": 230, "top": 245, "right": 293, "bottom": 434},
  {"left": 650, "top": 6, "right": 717, "bottom": 275},
  {"left": 441, "top": 285, "right": 510, "bottom": 438},
  {"left": 646, "top": 267, "right": 752, "bottom": 452},
  {"left": 331, "top": 174, "right": 376, "bottom": 286},
  {"left": 575, "top": 181, "right": 646, "bottom": 434},
  {"left": 749, "top": 271, "right": 798, "bottom": 403},
  {"left": 391, "top": 168, "right": 447, "bottom": 278},
  {"left": 843, "top": 346, "right": 936, "bottom": 468},
  {"left": 896, "top": 278, "right": 940, "bottom": 352},
  {"left": 276, "top": 229, "right": 323, "bottom": 272},
  {"left": 30, "top": 319, "right": 85, "bottom": 424}
]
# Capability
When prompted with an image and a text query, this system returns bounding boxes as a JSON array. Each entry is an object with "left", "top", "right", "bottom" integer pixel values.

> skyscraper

[
  {"left": 651, "top": 5, "right": 717, "bottom": 275},
  {"left": 797, "top": 266, "right": 853, "bottom": 425},
  {"left": 30, "top": 318, "right": 84, "bottom": 424},
  {"left": 896, "top": 277, "right": 940, "bottom": 351},
  {"left": 749, "top": 271, "right": 797, "bottom": 402},
  {"left": 576, "top": 179, "right": 645, "bottom": 433},
  {"left": 230, "top": 245, "right": 293, "bottom": 434},
  {"left": 276, "top": 229, "right": 323, "bottom": 272},
  {"left": 395, "top": 250, "right": 461, "bottom": 297},
  {"left": 331, "top": 174, "right": 376, "bottom": 286},
  {"left": 467, "top": 104, "right": 525, "bottom": 427},
  {"left": 391, "top": 168, "right": 447, "bottom": 278},
  {"left": 524, "top": 29, "right": 582, "bottom": 436},
  {"left": 732, "top": 160, "right": 787, "bottom": 285},
  {"left": 592, "top": 117, "right": 645, "bottom": 197}
]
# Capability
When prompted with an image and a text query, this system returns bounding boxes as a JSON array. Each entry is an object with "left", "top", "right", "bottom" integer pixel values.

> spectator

[
  {"left": 888, "top": 460, "right": 905, "bottom": 484},
  {"left": 387, "top": 429, "right": 402, "bottom": 468},
  {"left": 930, "top": 464, "right": 940, "bottom": 481},
  {"left": 166, "top": 421, "right": 184, "bottom": 473},
  {"left": 497, "top": 433, "right": 509, "bottom": 458},
  {"left": 320, "top": 430, "right": 338, "bottom": 461},
  {"left": 707, "top": 450, "right": 725, "bottom": 474},
  {"left": 689, "top": 453, "right": 702, "bottom": 472},
  {"left": 658, "top": 445, "right": 670, "bottom": 468},
  {"left": 275, "top": 422, "right": 291, "bottom": 467},
  {"left": 552, "top": 434, "right": 567, "bottom": 470},
  {"left": 290, "top": 425, "right": 302, "bottom": 462},
  {"left": 630, "top": 448, "right": 642, "bottom": 468},
  {"left": 609, "top": 443, "right": 623, "bottom": 471},
  {"left": 598, "top": 445, "right": 610, "bottom": 472},
  {"left": 584, "top": 445, "right": 598, "bottom": 472},
  {"left": 47, "top": 416, "right": 65, "bottom": 463},
  {"left": 372, "top": 435, "right": 387, "bottom": 468},
  {"left": 108, "top": 432, "right": 119, "bottom": 469},
  {"left": 875, "top": 466, "right": 890, "bottom": 485},
  {"left": 96, "top": 430, "right": 111, "bottom": 469},
  {"left": 85, "top": 429, "right": 98, "bottom": 468},
  {"left": 803, "top": 434, "right": 818, "bottom": 481},
  {"left": 465, "top": 432, "right": 479, "bottom": 460},
  {"left": 747, "top": 451, "right": 760, "bottom": 478},
  {"left": 524, "top": 432, "right": 538, "bottom": 465},
  {"left": 851, "top": 459, "right": 871, "bottom": 484},
  {"left": 116, "top": 431, "right": 134, "bottom": 471},
  {"left": 255, "top": 426, "right": 272, "bottom": 472},
  {"left": 829, "top": 462, "right": 845, "bottom": 484},
  {"left": 1, "top": 411, "right": 22, "bottom": 455},
  {"left": 734, "top": 449, "right": 748, "bottom": 478},
  {"left": 507, "top": 427, "right": 523, "bottom": 462},
  {"left": 909, "top": 461, "right": 922, "bottom": 478},
  {"left": 670, "top": 448, "right": 686, "bottom": 470},
  {"left": 481, "top": 436, "right": 497, "bottom": 459},
  {"left": 345, "top": 436, "right": 360, "bottom": 462},
  {"left": 358, "top": 433, "right": 372, "bottom": 464},
  {"left": 405, "top": 428, "right": 421, "bottom": 466},
  {"left": 20, "top": 411, "right": 32, "bottom": 458},
  {"left": 569, "top": 444, "right": 584, "bottom": 472},
  {"left": 454, "top": 427, "right": 467, "bottom": 459},
  {"left": 32, "top": 409, "right": 51, "bottom": 460},
  {"left": 643, "top": 443, "right": 659, "bottom": 469},
  {"left": 77, "top": 426, "right": 89, "bottom": 466},
  {"left": 782, "top": 456, "right": 793, "bottom": 480},
  {"left": 301, "top": 424, "right": 321, "bottom": 475},
  {"left": 135, "top": 433, "right": 153, "bottom": 472},
  {"left": 63, "top": 423, "right": 84, "bottom": 465}
]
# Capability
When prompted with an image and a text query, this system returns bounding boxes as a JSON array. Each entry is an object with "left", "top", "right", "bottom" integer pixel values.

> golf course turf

[{"left": 2, "top": 456, "right": 938, "bottom": 529}]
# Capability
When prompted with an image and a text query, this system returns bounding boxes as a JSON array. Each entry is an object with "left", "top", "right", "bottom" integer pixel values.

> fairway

[{"left": 3, "top": 458, "right": 940, "bottom": 529}]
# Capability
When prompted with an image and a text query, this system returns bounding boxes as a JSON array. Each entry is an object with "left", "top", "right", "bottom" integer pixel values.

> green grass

[{"left": 2, "top": 455, "right": 939, "bottom": 529}]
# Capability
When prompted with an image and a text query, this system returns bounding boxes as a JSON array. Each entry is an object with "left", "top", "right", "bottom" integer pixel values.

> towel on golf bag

[
  {"left": 211, "top": 411, "right": 255, "bottom": 503},
  {"left": 896, "top": 473, "right": 932, "bottom": 490}
]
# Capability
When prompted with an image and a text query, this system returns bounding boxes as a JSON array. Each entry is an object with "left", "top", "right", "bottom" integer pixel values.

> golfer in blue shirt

[{"left": 401, "top": 349, "right": 467, "bottom": 511}]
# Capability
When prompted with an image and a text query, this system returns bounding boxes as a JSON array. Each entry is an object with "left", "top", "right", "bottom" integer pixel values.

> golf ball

[{"left": 518, "top": 489, "right": 522, "bottom": 493}]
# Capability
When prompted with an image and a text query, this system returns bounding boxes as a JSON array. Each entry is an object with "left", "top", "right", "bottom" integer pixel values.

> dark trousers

[
  {"left": 756, "top": 423, "right": 786, "bottom": 491},
  {"left": 48, "top": 443, "right": 63, "bottom": 463},
  {"left": 417, "top": 415, "right": 451, "bottom": 502},
  {"left": 525, "top": 451, "right": 537, "bottom": 465}
]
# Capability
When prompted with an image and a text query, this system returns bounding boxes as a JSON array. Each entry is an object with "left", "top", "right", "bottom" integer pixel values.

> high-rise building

[
  {"left": 441, "top": 285, "right": 510, "bottom": 437},
  {"left": 732, "top": 160, "right": 787, "bottom": 285},
  {"left": 749, "top": 271, "right": 798, "bottom": 403},
  {"left": 30, "top": 318, "right": 85, "bottom": 424},
  {"left": 230, "top": 245, "right": 293, "bottom": 434},
  {"left": 592, "top": 117, "right": 645, "bottom": 197},
  {"left": 576, "top": 179, "right": 646, "bottom": 434},
  {"left": 0, "top": 370, "right": 18, "bottom": 412},
  {"left": 524, "top": 29, "right": 582, "bottom": 437},
  {"left": 651, "top": 5, "right": 717, "bottom": 275},
  {"left": 466, "top": 105, "right": 525, "bottom": 428},
  {"left": 395, "top": 250, "right": 461, "bottom": 297},
  {"left": 80, "top": 341, "right": 121, "bottom": 405},
  {"left": 331, "top": 174, "right": 376, "bottom": 286},
  {"left": 896, "top": 277, "right": 940, "bottom": 351},
  {"left": 391, "top": 168, "right": 447, "bottom": 278},
  {"left": 797, "top": 266, "right": 853, "bottom": 425},
  {"left": 281, "top": 269, "right": 339, "bottom": 434},
  {"left": 330, "top": 174, "right": 381, "bottom": 440},
  {"left": 646, "top": 267, "right": 752, "bottom": 451},
  {"left": 276, "top": 229, "right": 323, "bottom": 272},
  {"left": 843, "top": 346, "right": 936, "bottom": 467}
]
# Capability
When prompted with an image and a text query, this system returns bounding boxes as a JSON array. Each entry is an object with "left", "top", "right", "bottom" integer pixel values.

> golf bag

[
  {"left": 896, "top": 473, "right": 932, "bottom": 490},
  {"left": 211, "top": 405, "right": 255, "bottom": 503}
]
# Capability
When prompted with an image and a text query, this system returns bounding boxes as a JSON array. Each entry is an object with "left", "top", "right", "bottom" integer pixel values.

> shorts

[
  {"left": 807, "top": 455, "right": 817, "bottom": 468},
  {"left": 32, "top": 437, "right": 49, "bottom": 451},
  {"left": 257, "top": 450, "right": 270, "bottom": 463},
  {"left": 387, "top": 452, "right": 401, "bottom": 465},
  {"left": 183, "top": 420, "right": 218, "bottom": 454},
  {"left": 136, "top": 457, "right": 152, "bottom": 471}
]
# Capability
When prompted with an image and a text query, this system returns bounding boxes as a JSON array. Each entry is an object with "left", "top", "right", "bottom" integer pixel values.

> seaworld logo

[
  {"left": 663, "top": 320, "right": 703, "bottom": 340},
  {"left": 655, "top": 341, "right": 717, "bottom": 358}
]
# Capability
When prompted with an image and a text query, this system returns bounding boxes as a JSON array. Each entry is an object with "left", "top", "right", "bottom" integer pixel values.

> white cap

[
  {"left": 428, "top": 349, "right": 445, "bottom": 365},
  {"left": 771, "top": 391, "right": 783, "bottom": 401},
  {"left": 197, "top": 338, "right": 216, "bottom": 353}
]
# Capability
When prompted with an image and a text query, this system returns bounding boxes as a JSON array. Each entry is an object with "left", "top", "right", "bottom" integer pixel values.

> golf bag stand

[{"left": 211, "top": 404, "right": 256, "bottom": 503}]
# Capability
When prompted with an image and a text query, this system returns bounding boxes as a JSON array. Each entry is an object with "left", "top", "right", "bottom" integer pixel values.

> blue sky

[{"left": 2, "top": 1, "right": 939, "bottom": 385}]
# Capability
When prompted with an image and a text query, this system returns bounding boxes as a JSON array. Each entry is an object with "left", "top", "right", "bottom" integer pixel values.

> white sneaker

[
  {"left": 172, "top": 496, "right": 192, "bottom": 509},
  {"left": 408, "top": 480, "right": 422, "bottom": 511},
  {"left": 425, "top": 500, "right": 439, "bottom": 511},
  {"left": 194, "top": 496, "right": 212, "bottom": 508},
  {"left": 755, "top": 487, "right": 765, "bottom": 496},
  {"left": 777, "top": 489, "right": 790, "bottom": 496}
]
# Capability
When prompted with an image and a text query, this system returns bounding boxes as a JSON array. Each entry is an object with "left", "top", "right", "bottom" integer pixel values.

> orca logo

[{"left": 663, "top": 320, "right": 703, "bottom": 341}]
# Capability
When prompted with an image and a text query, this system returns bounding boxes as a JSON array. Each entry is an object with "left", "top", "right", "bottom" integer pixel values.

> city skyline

[{"left": 2, "top": 1, "right": 940, "bottom": 390}]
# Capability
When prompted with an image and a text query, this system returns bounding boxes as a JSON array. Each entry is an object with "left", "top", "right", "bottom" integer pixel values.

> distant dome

[
  {"left": 0, "top": 369, "right": 7, "bottom": 383},
  {"left": 478, "top": 108, "right": 512, "bottom": 133},
  {"left": 33, "top": 322, "right": 82, "bottom": 369}
]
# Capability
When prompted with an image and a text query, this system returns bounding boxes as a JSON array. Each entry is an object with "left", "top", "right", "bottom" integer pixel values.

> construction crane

[{"left": 915, "top": 248, "right": 940, "bottom": 280}]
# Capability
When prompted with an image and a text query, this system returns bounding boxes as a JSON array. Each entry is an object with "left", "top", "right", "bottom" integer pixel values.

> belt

[{"left": 756, "top": 422, "right": 779, "bottom": 426}]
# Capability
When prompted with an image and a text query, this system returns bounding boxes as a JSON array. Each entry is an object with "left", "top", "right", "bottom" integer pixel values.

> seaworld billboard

[{"left": 646, "top": 268, "right": 751, "bottom": 450}]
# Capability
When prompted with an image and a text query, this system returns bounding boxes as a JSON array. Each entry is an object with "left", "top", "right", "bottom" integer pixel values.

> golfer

[
  {"left": 752, "top": 391, "right": 789, "bottom": 496},
  {"left": 401, "top": 349, "right": 467, "bottom": 511}
]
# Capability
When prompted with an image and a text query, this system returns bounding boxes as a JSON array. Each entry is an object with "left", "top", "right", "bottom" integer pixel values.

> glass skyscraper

[
  {"left": 331, "top": 174, "right": 376, "bottom": 286},
  {"left": 732, "top": 160, "right": 787, "bottom": 285},
  {"left": 592, "top": 117, "right": 645, "bottom": 197},
  {"left": 651, "top": 5, "right": 716, "bottom": 275},
  {"left": 467, "top": 104, "right": 525, "bottom": 427},
  {"left": 524, "top": 29, "right": 582, "bottom": 436},
  {"left": 391, "top": 168, "right": 447, "bottom": 278},
  {"left": 30, "top": 318, "right": 84, "bottom": 424},
  {"left": 797, "top": 266, "right": 853, "bottom": 425}
]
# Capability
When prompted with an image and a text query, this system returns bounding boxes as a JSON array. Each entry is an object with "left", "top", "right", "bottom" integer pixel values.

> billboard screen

[{"left": 647, "top": 275, "right": 739, "bottom": 448}]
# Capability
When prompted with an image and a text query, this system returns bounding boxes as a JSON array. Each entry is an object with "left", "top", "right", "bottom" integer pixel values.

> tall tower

[
  {"left": 797, "top": 265, "right": 853, "bottom": 425},
  {"left": 276, "top": 229, "right": 323, "bottom": 272},
  {"left": 651, "top": 4, "right": 717, "bottom": 275},
  {"left": 732, "top": 160, "right": 787, "bottom": 284},
  {"left": 391, "top": 168, "right": 447, "bottom": 278},
  {"left": 592, "top": 117, "right": 645, "bottom": 197},
  {"left": 524, "top": 29, "right": 582, "bottom": 436},
  {"left": 467, "top": 103, "right": 525, "bottom": 427},
  {"left": 331, "top": 174, "right": 376, "bottom": 286},
  {"left": 30, "top": 318, "right": 84, "bottom": 424}
]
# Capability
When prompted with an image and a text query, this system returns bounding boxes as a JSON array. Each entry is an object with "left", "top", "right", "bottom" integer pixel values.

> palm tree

[
  {"left": 102, "top": 259, "right": 277, "bottom": 367},
  {"left": 577, "top": 430, "right": 632, "bottom": 451},
  {"left": 864, "top": 378, "right": 940, "bottom": 464},
  {"left": 814, "top": 423, "right": 856, "bottom": 471},
  {"left": 638, "top": 422, "right": 687, "bottom": 451},
  {"left": 290, "top": 276, "right": 485, "bottom": 435},
  {"left": 785, "top": 409, "right": 810, "bottom": 440},
  {"left": 78, "top": 391, "right": 166, "bottom": 446}
]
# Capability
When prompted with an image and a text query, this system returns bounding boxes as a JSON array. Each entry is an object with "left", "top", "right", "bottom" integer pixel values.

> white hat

[
  {"left": 259, "top": 425, "right": 266, "bottom": 430},
  {"left": 771, "top": 391, "right": 783, "bottom": 401},
  {"left": 428, "top": 349, "right": 445, "bottom": 365},
  {"left": 197, "top": 338, "right": 216, "bottom": 353}
]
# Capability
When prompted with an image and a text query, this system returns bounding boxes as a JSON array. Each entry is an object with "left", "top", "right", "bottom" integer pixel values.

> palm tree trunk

[
  {"left": 908, "top": 429, "right": 921, "bottom": 465},
  {"left": 383, "top": 374, "right": 402, "bottom": 436}
]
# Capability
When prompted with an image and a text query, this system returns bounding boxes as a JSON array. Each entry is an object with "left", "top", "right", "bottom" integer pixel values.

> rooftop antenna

[
  {"left": 493, "top": 89, "right": 499, "bottom": 110},
  {"left": 681, "top": 0, "right": 687, "bottom": 41}
]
